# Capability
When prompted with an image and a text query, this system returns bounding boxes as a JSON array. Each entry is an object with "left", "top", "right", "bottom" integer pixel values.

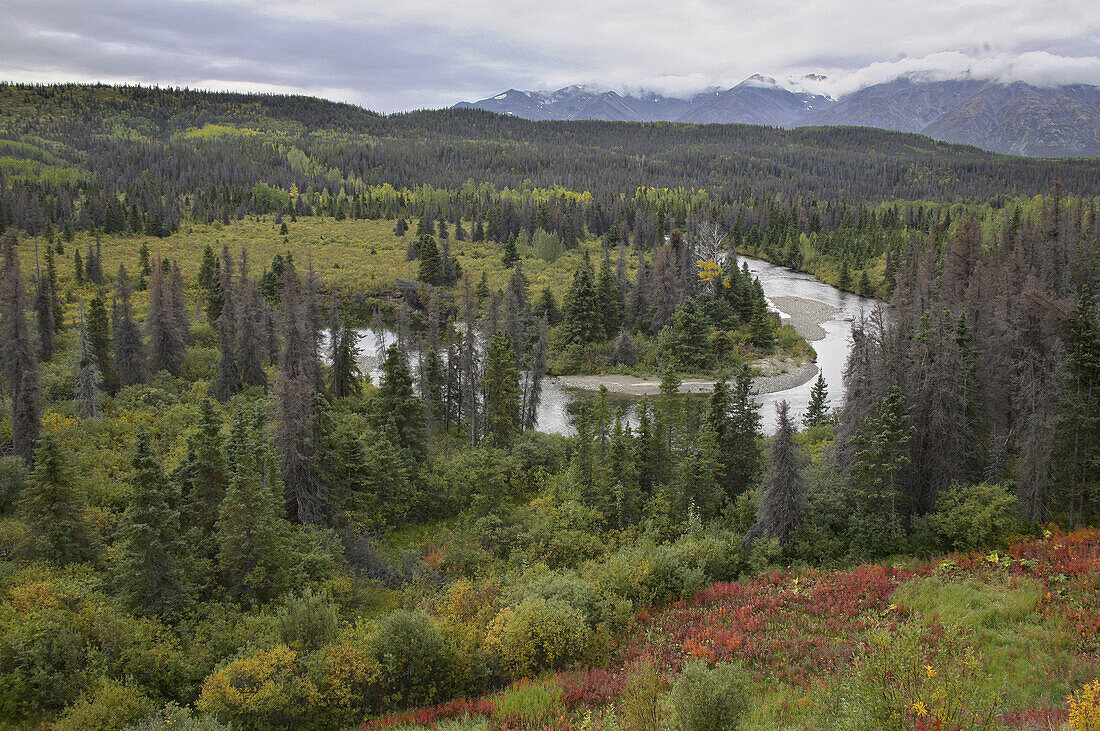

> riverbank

[{"left": 770, "top": 296, "right": 840, "bottom": 341}]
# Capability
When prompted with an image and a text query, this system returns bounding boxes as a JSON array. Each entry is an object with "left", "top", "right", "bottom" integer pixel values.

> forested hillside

[{"left": 0, "top": 84, "right": 1097, "bottom": 730}]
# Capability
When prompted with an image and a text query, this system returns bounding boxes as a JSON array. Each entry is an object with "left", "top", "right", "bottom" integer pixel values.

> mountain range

[{"left": 455, "top": 76, "right": 1100, "bottom": 158}]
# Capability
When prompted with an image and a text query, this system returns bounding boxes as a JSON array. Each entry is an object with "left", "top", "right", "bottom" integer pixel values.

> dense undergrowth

[{"left": 364, "top": 528, "right": 1100, "bottom": 730}]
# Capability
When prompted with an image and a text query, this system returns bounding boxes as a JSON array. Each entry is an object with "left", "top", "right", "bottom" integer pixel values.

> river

[{"left": 353, "top": 256, "right": 877, "bottom": 436}]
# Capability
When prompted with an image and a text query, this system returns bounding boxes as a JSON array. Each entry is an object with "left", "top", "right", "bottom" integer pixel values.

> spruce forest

[{"left": 0, "top": 82, "right": 1098, "bottom": 730}]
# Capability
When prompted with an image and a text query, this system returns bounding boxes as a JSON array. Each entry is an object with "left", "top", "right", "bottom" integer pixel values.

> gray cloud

[{"left": 2, "top": 0, "right": 1099, "bottom": 109}]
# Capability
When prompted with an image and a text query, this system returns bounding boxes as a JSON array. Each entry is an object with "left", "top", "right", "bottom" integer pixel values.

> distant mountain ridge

[{"left": 455, "top": 77, "right": 1100, "bottom": 157}]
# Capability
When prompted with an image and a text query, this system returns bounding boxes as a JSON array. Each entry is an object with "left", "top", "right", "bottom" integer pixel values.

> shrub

[
  {"left": 668, "top": 661, "right": 748, "bottom": 731},
  {"left": 196, "top": 645, "right": 304, "bottom": 729},
  {"left": 1067, "top": 679, "right": 1100, "bottom": 731},
  {"left": 486, "top": 597, "right": 592, "bottom": 676},
  {"left": 52, "top": 680, "right": 153, "bottom": 731},
  {"left": 618, "top": 662, "right": 663, "bottom": 731},
  {"left": 926, "top": 482, "right": 1018, "bottom": 552},
  {"left": 274, "top": 588, "right": 339, "bottom": 652},
  {"left": 125, "top": 702, "right": 230, "bottom": 730},
  {"left": 824, "top": 623, "right": 1000, "bottom": 730},
  {"left": 369, "top": 610, "right": 455, "bottom": 710}
]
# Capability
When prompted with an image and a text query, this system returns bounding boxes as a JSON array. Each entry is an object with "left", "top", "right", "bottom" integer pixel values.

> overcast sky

[{"left": 3, "top": 0, "right": 1099, "bottom": 111}]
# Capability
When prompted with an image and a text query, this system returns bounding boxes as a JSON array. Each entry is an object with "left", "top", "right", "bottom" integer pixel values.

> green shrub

[
  {"left": 925, "top": 482, "right": 1019, "bottom": 552},
  {"left": 618, "top": 661, "right": 663, "bottom": 731},
  {"left": 823, "top": 623, "right": 1000, "bottom": 730},
  {"left": 668, "top": 661, "right": 748, "bottom": 731},
  {"left": 125, "top": 702, "right": 230, "bottom": 730},
  {"left": 0, "top": 457, "right": 29, "bottom": 514},
  {"left": 369, "top": 610, "right": 455, "bottom": 710},
  {"left": 487, "top": 597, "right": 592, "bottom": 676},
  {"left": 51, "top": 680, "right": 153, "bottom": 731},
  {"left": 274, "top": 588, "right": 339, "bottom": 652}
]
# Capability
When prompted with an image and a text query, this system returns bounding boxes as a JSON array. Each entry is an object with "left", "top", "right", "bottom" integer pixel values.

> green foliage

[
  {"left": 823, "top": 623, "right": 1000, "bottom": 730},
  {"left": 669, "top": 661, "right": 749, "bottom": 731},
  {"left": 924, "top": 482, "right": 1019, "bottom": 552},
  {"left": 481, "top": 331, "right": 521, "bottom": 448},
  {"left": 618, "top": 661, "right": 663, "bottom": 731},
  {"left": 51, "top": 680, "right": 153, "bottom": 731},
  {"left": 274, "top": 588, "right": 340, "bottom": 652},
  {"left": 0, "top": 456, "right": 28, "bottom": 514},
  {"left": 486, "top": 596, "right": 592, "bottom": 676},
  {"left": 17, "top": 436, "right": 97, "bottom": 564},
  {"left": 494, "top": 678, "right": 564, "bottom": 725},
  {"left": 369, "top": 610, "right": 455, "bottom": 710},
  {"left": 114, "top": 431, "right": 192, "bottom": 615}
]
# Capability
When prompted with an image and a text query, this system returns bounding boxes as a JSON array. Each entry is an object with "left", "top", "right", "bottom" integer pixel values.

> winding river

[{"left": 354, "top": 256, "right": 877, "bottom": 436}]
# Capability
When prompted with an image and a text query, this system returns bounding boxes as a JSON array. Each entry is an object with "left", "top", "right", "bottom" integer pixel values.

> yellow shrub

[
  {"left": 1068, "top": 680, "right": 1100, "bottom": 731},
  {"left": 197, "top": 645, "right": 307, "bottom": 729},
  {"left": 485, "top": 597, "right": 592, "bottom": 677}
]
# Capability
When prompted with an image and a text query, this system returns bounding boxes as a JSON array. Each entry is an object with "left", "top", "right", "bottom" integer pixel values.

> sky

[{"left": 2, "top": 0, "right": 1099, "bottom": 111}]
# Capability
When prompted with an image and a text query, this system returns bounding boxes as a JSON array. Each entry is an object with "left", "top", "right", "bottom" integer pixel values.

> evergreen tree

[
  {"left": 86, "top": 294, "right": 115, "bottom": 392},
  {"left": 17, "top": 435, "right": 96, "bottom": 564},
  {"left": 725, "top": 366, "right": 763, "bottom": 498},
  {"left": 848, "top": 385, "right": 914, "bottom": 551},
  {"left": 85, "top": 238, "right": 104, "bottom": 285},
  {"left": 481, "top": 331, "right": 521, "bottom": 448},
  {"left": 216, "top": 409, "right": 298, "bottom": 604},
  {"left": 675, "top": 426, "right": 726, "bottom": 520},
  {"left": 1056, "top": 294, "right": 1100, "bottom": 525},
  {"left": 372, "top": 344, "right": 428, "bottom": 460},
  {"left": 596, "top": 252, "right": 622, "bottom": 337},
  {"left": 236, "top": 254, "right": 268, "bottom": 390},
  {"left": 417, "top": 234, "right": 444, "bottom": 286},
  {"left": 663, "top": 296, "right": 712, "bottom": 370},
  {"left": 44, "top": 244, "right": 63, "bottom": 331},
  {"left": 502, "top": 234, "right": 519, "bottom": 268},
  {"left": 329, "top": 298, "right": 361, "bottom": 399},
  {"left": 610, "top": 328, "right": 637, "bottom": 366},
  {"left": 115, "top": 432, "right": 191, "bottom": 615},
  {"left": 803, "top": 373, "right": 829, "bottom": 428},
  {"left": 560, "top": 255, "right": 604, "bottom": 345},
  {"left": 147, "top": 260, "right": 186, "bottom": 375},
  {"left": 33, "top": 260, "right": 54, "bottom": 361},
  {"left": 73, "top": 247, "right": 84, "bottom": 284},
  {"left": 213, "top": 311, "right": 241, "bottom": 402},
  {"left": 533, "top": 286, "right": 561, "bottom": 326},
  {"left": 1, "top": 234, "right": 41, "bottom": 463},
  {"left": 112, "top": 266, "right": 146, "bottom": 387},
  {"left": 74, "top": 305, "right": 103, "bottom": 419},
  {"left": 748, "top": 401, "right": 805, "bottom": 546}
]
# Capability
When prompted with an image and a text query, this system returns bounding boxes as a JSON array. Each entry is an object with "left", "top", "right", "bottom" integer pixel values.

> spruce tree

[
  {"left": 803, "top": 373, "right": 830, "bottom": 428},
  {"left": 73, "top": 248, "right": 84, "bottom": 284},
  {"left": 372, "top": 344, "right": 428, "bottom": 460},
  {"left": 216, "top": 409, "right": 298, "bottom": 604},
  {"left": 112, "top": 266, "right": 146, "bottom": 387},
  {"left": 1, "top": 234, "right": 41, "bottom": 463},
  {"left": 236, "top": 260, "right": 268, "bottom": 391},
  {"left": 502, "top": 234, "right": 519, "bottom": 268},
  {"left": 74, "top": 304, "right": 103, "bottom": 419},
  {"left": 848, "top": 385, "right": 914, "bottom": 550},
  {"left": 87, "top": 294, "right": 115, "bottom": 392},
  {"left": 17, "top": 435, "right": 96, "bottom": 564},
  {"left": 725, "top": 366, "right": 763, "bottom": 498},
  {"left": 147, "top": 260, "right": 186, "bottom": 375},
  {"left": 417, "top": 234, "right": 444, "bottom": 286},
  {"left": 481, "top": 331, "right": 521, "bottom": 448},
  {"left": 33, "top": 262, "right": 54, "bottom": 361},
  {"left": 115, "top": 432, "right": 191, "bottom": 615},
  {"left": 748, "top": 401, "right": 805, "bottom": 546},
  {"left": 560, "top": 255, "right": 603, "bottom": 345}
]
